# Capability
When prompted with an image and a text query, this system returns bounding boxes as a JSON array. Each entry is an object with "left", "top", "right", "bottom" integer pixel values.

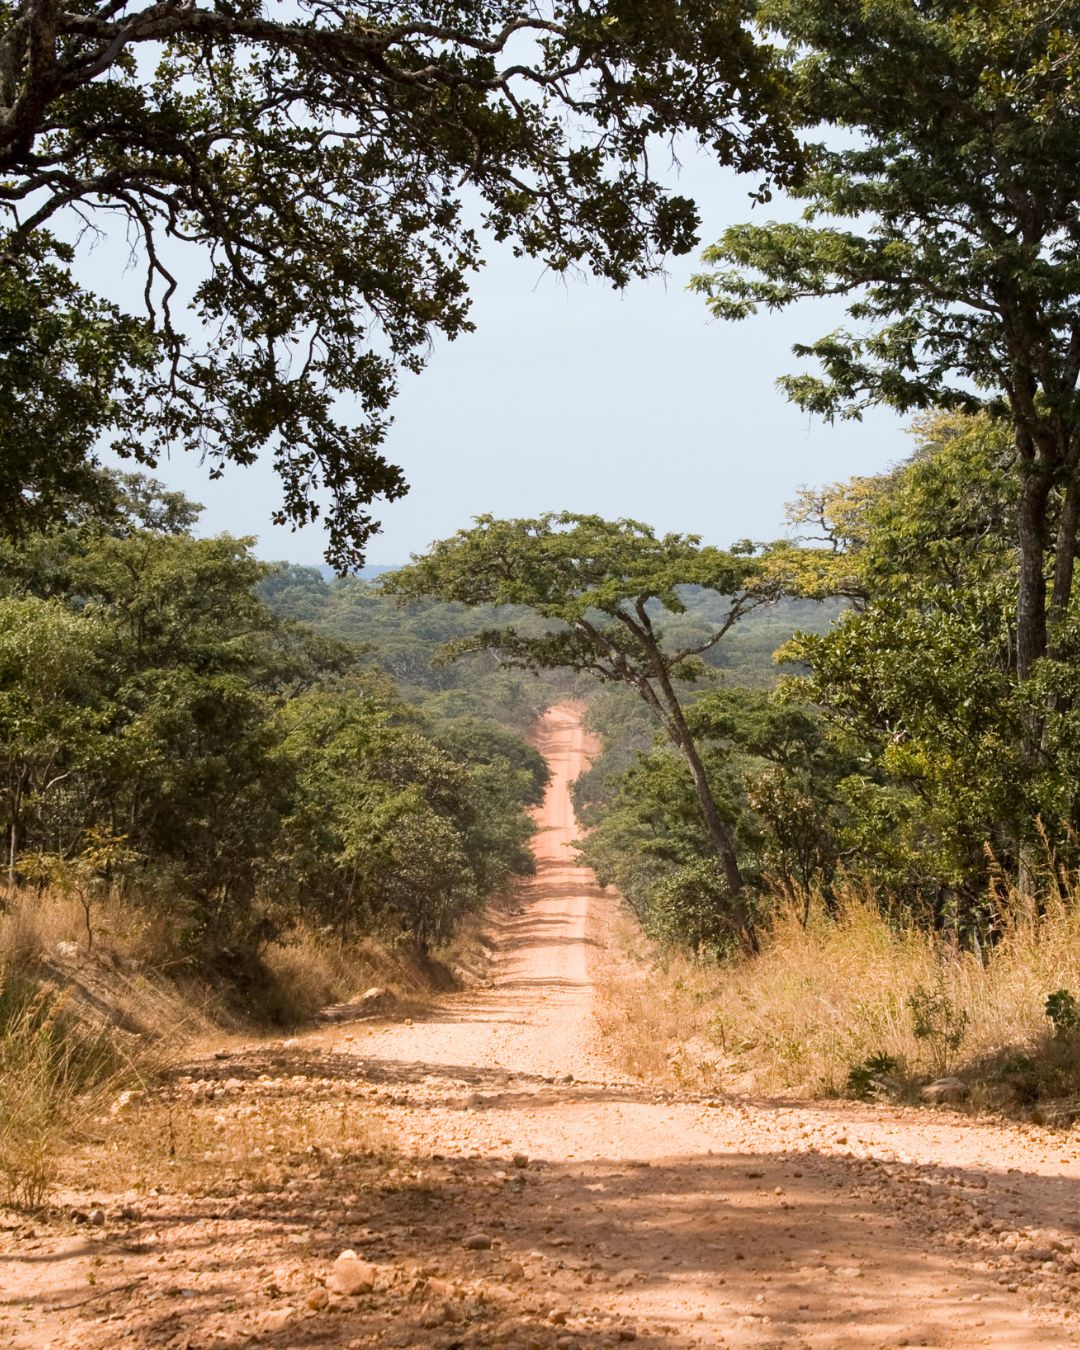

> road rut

[{"left": 4, "top": 702, "right": 1080, "bottom": 1348}]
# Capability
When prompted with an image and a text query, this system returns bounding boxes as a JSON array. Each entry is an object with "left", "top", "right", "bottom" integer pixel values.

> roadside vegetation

[
  {"left": 597, "top": 887, "right": 1080, "bottom": 1119},
  {"left": 0, "top": 472, "right": 553, "bottom": 1206},
  {"left": 399, "top": 411, "right": 1080, "bottom": 1117},
  {"left": 1, "top": 473, "right": 547, "bottom": 962},
  {"left": 10, "top": 0, "right": 1080, "bottom": 1224}
]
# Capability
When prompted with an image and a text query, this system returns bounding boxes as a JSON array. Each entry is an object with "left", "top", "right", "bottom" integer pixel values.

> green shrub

[
  {"left": 845, "top": 1053, "right": 899, "bottom": 1100},
  {"left": 909, "top": 983, "right": 968, "bottom": 1076},
  {"left": 1045, "top": 989, "right": 1080, "bottom": 1038}
]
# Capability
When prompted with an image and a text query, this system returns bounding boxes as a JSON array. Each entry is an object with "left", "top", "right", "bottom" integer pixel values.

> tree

[
  {"left": 2, "top": 1, "right": 797, "bottom": 567},
  {"left": 386, "top": 512, "right": 775, "bottom": 951},
  {"left": 0, "top": 471, "right": 202, "bottom": 600},
  {"left": 692, "top": 0, "right": 1080, "bottom": 680},
  {"left": 278, "top": 692, "right": 539, "bottom": 946},
  {"left": 779, "top": 414, "right": 1038, "bottom": 923},
  {"left": 575, "top": 686, "right": 849, "bottom": 948},
  {"left": 0, "top": 598, "right": 108, "bottom": 883}
]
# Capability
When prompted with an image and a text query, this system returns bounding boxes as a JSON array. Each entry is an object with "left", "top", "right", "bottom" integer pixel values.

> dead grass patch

[
  {"left": 0, "top": 969, "right": 150, "bottom": 1210},
  {"left": 593, "top": 910, "right": 726, "bottom": 1092},
  {"left": 0, "top": 885, "right": 457, "bottom": 1213}
]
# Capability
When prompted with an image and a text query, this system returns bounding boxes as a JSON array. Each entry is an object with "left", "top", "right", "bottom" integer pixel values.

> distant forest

[{"left": 258, "top": 565, "right": 843, "bottom": 704}]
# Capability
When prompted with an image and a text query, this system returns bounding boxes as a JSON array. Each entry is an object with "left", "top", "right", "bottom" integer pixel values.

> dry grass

[
  {"left": 0, "top": 866, "right": 506, "bottom": 1217},
  {"left": 594, "top": 912, "right": 726, "bottom": 1093},
  {"left": 0, "top": 884, "right": 189, "bottom": 1211},
  {"left": 1, "top": 883, "right": 461, "bottom": 1035},
  {"left": 0, "top": 970, "right": 146, "bottom": 1209},
  {"left": 0, "top": 882, "right": 477, "bottom": 1211},
  {"left": 598, "top": 886, "right": 1080, "bottom": 1110},
  {"left": 89, "top": 1080, "right": 390, "bottom": 1199}
]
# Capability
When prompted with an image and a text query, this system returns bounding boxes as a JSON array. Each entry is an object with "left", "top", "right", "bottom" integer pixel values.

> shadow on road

[{"left": 9, "top": 1036, "right": 1075, "bottom": 1349}]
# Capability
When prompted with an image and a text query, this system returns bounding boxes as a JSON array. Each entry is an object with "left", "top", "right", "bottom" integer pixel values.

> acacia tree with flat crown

[
  {"left": 0, "top": 0, "right": 799, "bottom": 566},
  {"left": 692, "top": 0, "right": 1080, "bottom": 683},
  {"left": 385, "top": 513, "right": 774, "bottom": 953}
]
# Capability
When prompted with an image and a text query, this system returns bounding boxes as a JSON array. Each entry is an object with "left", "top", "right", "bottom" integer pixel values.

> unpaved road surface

[{"left": 5, "top": 703, "right": 1080, "bottom": 1348}]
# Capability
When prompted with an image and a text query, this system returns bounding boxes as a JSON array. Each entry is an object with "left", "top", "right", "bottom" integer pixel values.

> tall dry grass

[
  {"left": 597, "top": 884, "right": 1080, "bottom": 1110},
  {"left": 0, "top": 881, "right": 471, "bottom": 1209},
  {"left": 0, "top": 969, "right": 143, "bottom": 1209}
]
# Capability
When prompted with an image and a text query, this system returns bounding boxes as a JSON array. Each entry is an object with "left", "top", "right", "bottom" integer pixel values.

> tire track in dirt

[{"left": 4, "top": 702, "right": 1080, "bottom": 1348}]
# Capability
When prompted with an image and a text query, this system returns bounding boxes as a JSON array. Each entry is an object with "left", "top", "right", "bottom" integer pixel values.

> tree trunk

[
  {"left": 7, "top": 773, "right": 23, "bottom": 892},
  {"left": 1017, "top": 466, "right": 1050, "bottom": 681},
  {"left": 592, "top": 608, "right": 760, "bottom": 955},
  {"left": 647, "top": 665, "right": 759, "bottom": 956}
]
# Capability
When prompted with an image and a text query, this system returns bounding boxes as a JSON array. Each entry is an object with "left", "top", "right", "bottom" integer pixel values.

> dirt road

[{"left": 6, "top": 702, "right": 1080, "bottom": 1348}]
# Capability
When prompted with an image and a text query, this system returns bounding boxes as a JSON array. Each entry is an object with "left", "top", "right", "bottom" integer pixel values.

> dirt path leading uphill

[{"left": 5, "top": 703, "right": 1080, "bottom": 1348}]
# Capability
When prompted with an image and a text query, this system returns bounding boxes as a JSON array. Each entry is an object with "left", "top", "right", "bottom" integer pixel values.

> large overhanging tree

[
  {"left": 692, "top": 0, "right": 1080, "bottom": 682},
  {"left": 385, "top": 512, "right": 776, "bottom": 953},
  {"left": 1, "top": 0, "right": 797, "bottom": 566}
]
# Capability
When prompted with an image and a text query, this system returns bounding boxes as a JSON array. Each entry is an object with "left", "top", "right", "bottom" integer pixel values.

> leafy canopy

[
  {"left": 2, "top": 0, "right": 798, "bottom": 566},
  {"left": 692, "top": 3, "right": 1080, "bottom": 665},
  {"left": 576, "top": 685, "right": 849, "bottom": 950},
  {"left": 778, "top": 414, "right": 1037, "bottom": 915},
  {"left": 694, "top": 0, "right": 1080, "bottom": 430},
  {"left": 384, "top": 511, "right": 769, "bottom": 685}
]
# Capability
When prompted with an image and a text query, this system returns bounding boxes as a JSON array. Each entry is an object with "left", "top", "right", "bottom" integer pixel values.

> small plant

[
  {"left": 909, "top": 983, "right": 968, "bottom": 1076},
  {"left": 18, "top": 832, "right": 138, "bottom": 953},
  {"left": 1045, "top": 989, "right": 1080, "bottom": 1039},
  {"left": 845, "top": 1053, "right": 899, "bottom": 1100}
]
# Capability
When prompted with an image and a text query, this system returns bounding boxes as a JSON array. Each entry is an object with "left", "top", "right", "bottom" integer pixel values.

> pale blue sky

[{"left": 123, "top": 147, "right": 908, "bottom": 568}]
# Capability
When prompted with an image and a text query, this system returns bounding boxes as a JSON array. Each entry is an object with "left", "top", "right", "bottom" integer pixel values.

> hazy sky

[{"left": 126, "top": 146, "right": 908, "bottom": 569}]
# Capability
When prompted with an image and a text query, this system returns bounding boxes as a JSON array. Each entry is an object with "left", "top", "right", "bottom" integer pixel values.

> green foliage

[
  {"left": 773, "top": 413, "right": 1080, "bottom": 920},
  {"left": 384, "top": 512, "right": 769, "bottom": 697},
  {"left": 577, "top": 685, "right": 852, "bottom": 946},
  {"left": 0, "top": 244, "right": 160, "bottom": 541},
  {"left": 1045, "top": 990, "right": 1080, "bottom": 1039},
  {"left": 389, "top": 512, "right": 781, "bottom": 948},
  {"left": 909, "top": 984, "right": 968, "bottom": 1077},
  {"left": 570, "top": 413, "right": 1080, "bottom": 952},
  {"left": 845, "top": 1053, "right": 898, "bottom": 1102},
  {"left": 2, "top": 2, "right": 797, "bottom": 565},
  {"left": 695, "top": 0, "right": 1080, "bottom": 418},
  {"left": 430, "top": 719, "right": 549, "bottom": 810},
  {"left": 694, "top": 0, "right": 1080, "bottom": 675},
  {"left": 0, "top": 478, "right": 542, "bottom": 960},
  {"left": 276, "top": 693, "right": 537, "bottom": 948},
  {"left": 640, "top": 861, "right": 742, "bottom": 955},
  {"left": 0, "top": 596, "right": 110, "bottom": 876},
  {"left": 257, "top": 566, "right": 580, "bottom": 731}
]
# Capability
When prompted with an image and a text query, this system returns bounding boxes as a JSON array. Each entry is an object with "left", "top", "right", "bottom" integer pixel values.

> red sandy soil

[{"left": 4, "top": 702, "right": 1080, "bottom": 1348}]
